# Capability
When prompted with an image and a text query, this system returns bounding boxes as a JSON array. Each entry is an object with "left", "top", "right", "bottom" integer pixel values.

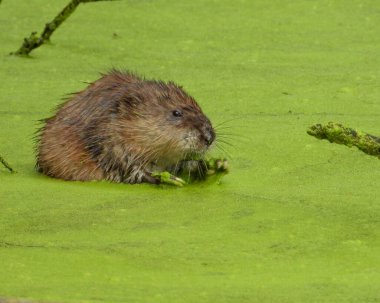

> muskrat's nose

[{"left": 204, "top": 128, "right": 215, "bottom": 146}]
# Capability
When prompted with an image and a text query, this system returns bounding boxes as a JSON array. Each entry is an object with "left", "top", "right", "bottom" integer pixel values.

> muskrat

[{"left": 36, "top": 70, "right": 220, "bottom": 185}]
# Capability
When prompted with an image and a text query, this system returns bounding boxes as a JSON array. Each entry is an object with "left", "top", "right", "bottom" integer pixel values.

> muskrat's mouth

[{"left": 182, "top": 132, "right": 212, "bottom": 154}]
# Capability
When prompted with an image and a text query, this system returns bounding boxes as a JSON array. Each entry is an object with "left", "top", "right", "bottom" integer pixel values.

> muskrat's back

[{"left": 37, "top": 70, "right": 215, "bottom": 184}]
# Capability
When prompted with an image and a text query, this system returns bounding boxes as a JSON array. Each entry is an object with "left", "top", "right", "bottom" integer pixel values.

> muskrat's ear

[{"left": 116, "top": 94, "right": 141, "bottom": 113}]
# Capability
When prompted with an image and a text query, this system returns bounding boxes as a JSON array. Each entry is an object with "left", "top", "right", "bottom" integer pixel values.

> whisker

[
  {"left": 214, "top": 125, "right": 240, "bottom": 131},
  {"left": 215, "top": 139, "right": 235, "bottom": 148},
  {"left": 214, "top": 143, "right": 233, "bottom": 159},
  {"left": 217, "top": 132, "right": 250, "bottom": 143},
  {"left": 213, "top": 117, "right": 242, "bottom": 128},
  {"left": 214, "top": 132, "right": 241, "bottom": 142},
  {"left": 199, "top": 158, "right": 207, "bottom": 180}
]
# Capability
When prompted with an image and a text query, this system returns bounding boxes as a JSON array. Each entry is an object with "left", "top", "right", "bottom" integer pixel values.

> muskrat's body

[{"left": 36, "top": 70, "right": 215, "bottom": 184}]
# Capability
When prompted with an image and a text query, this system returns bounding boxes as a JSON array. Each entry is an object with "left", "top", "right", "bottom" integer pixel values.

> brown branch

[{"left": 11, "top": 0, "right": 118, "bottom": 56}]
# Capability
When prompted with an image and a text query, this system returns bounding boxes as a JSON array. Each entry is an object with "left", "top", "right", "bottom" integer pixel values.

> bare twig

[
  {"left": 0, "top": 155, "right": 16, "bottom": 173},
  {"left": 11, "top": 0, "right": 118, "bottom": 56}
]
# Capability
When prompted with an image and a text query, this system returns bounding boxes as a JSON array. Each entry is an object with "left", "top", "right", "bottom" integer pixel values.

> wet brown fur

[{"left": 36, "top": 70, "right": 215, "bottom": 184}]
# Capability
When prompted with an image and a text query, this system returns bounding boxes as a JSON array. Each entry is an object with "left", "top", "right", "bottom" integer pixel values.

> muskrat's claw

[
  {"left": 206, "top": 158, "right": 229, "bottom": 175},
  {"left": 151, "top": 171, "right": 186, "bottom": 187}
]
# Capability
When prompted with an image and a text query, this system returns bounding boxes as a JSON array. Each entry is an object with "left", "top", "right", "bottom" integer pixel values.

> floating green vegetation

[{"left": 1, "top": 0, "right": 380, "bottom": 302}]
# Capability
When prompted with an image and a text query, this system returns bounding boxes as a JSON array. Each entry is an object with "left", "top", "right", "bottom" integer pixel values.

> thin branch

[
  {"left": 307, "top": 122, "right": 380, "bottom": 158},
  {"left": 0, "top": 155, "right": 16, "bottom": 173},
  {"left": 11, "top": 0, "right": 118, "bottom": 56}
]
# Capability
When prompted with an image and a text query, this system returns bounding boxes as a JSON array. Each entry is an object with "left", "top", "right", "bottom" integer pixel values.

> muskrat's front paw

[
  {"left": 206, "top": 158, "right": 229, "bottom": 175},
  {"left": 151, "top": 171, "right": 186, "bottom": 187}
]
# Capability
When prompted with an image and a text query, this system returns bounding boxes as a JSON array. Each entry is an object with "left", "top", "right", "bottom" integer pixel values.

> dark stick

[
  {"left": 11, "top": 0, "right": 117, "bottom": 56},
  {"left": 307, "top": 122, "right": 380, "bottom": 158},
  {"left": 0, "top": 155, "right": 15, "bottom": 173}
]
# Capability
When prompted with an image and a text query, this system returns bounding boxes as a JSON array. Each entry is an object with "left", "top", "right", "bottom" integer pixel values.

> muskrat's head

[{"left": 117, "top": 80, "right": 215, "bottom": 166}]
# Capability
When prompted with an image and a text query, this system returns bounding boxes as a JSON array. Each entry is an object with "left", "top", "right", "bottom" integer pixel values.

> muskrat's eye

[{"left": 172, "top": 110, "right": 183, "bottom": 117}]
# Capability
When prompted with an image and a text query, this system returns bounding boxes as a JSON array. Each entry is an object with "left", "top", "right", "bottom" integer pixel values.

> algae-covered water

[{"left": 1, "top": 1, "right": 380, "bottom": 302}]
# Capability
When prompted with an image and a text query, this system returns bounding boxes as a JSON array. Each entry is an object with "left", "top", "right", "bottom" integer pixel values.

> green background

[{"left": 1, "top": 0, "right": 379, "bottom": 302}]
